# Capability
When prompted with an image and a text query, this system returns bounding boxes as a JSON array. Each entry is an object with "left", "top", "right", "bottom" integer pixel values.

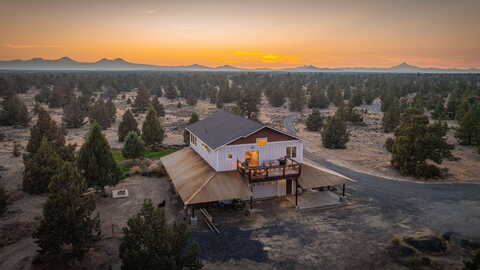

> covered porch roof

[
  {"left": 160, "top": 147, "right": 251, "bottom": 205},
  {"left": 298, "top": 159, "right": 355, "bottom": 189}
]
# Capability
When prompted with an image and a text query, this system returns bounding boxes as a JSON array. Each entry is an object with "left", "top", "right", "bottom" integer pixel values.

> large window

[
  {"left": 256, "top": 138, "right": 268, "bottom": 146},
  {"left": 286, "top": 146, "right": 297, "bottom": 158}
]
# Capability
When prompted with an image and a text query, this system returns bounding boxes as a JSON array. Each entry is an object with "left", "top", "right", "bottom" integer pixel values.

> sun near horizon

[{"left": 1, "top": 0, "right": 479, "bottom": 69}]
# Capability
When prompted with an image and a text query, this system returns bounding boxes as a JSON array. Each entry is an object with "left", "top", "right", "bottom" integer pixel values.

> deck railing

[{"left": 237, "top": 158, "right": 301, "bottom": 183}]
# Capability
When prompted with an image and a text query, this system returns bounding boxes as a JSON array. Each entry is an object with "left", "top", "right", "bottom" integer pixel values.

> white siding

[
  {"left": 252, "top": 180, "right": 287, "bottom": 199},
  {"left": 189, "top": 134, "right": 219, "bottom": 170},
  {"left": 216, "top": 140, "right": 303, "bottom": 172}
]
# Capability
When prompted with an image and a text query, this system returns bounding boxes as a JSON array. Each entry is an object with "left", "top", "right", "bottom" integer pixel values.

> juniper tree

[
  {"left": 25, "top": 107, "right": 74, "bottom": 161},
  {"left": 151, "top": 97, "right": 165, "bottom": 117},
  {"left": 88, "top": 98, "right": 112, "bottom": 129},
  {"left": 165, "top": 84, "right": 178, "bottom": 100},
  {"left": 0, "top": 94, "right": 30, "bottom": 127},
  {"left": 289, "top": 87, "right": 306, "bottom": 112},
  {"left": 382, "top": 98, "right": 401, "bottom": 133},
  {"left": 391, "top": 112, "right": 455, "bottom": 178},
  {"left": 23, "top": 138, "right": 63, "bottom": 194},
  {"left": 141, "top": 108, "right": 164, "bottom": 149},
  {"left": 33, "top": 162, "right": 101, "bottom": 264},
  {"left": 322, "top": 115, "right": 349, "bottom": 149},
  {"left": 119, "top": 199, "right": 202, "bottom": 270},
  {"left": 183, "top": 112, "right": 199, "bottom": 144},
  {"left": 455, "top": 106, "right": 480, "bottom": 145},
  {"left": 118, "top": 109, "right": 139, "bottom": 142},
  {"left": 63, "top": 96, "right": 87, "bottom": 128},
  {"left": 431, "top": 102, "right": 447, "bottom": 120},
  {"left": 269, "top": 90, "right": 286, "bottom": 107},
  {"left": 305, "top": 109, "right": 323, "bottom": 131},
  {"left": 77, "top": 123, "right": 121, "bottom": 191},
  {"left": 309, "top": 90, "right": 329, "bottom": 109},
  {"left": 122, "top": 132, "right": 145, "bottom": 160},
  {"left": 105, "top": 98, "right": 117, "bottom": 123},
  {"left": 133, "top": 89, "right": 151, "bottom": 113}
]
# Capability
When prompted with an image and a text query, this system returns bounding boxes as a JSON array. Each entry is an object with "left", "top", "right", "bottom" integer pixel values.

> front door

[
  {"left": 244, "top": 150, "right": 259, "bottom": 167},
  {"left": 286, "top": 179, "right": 292, "bottom": 195}
]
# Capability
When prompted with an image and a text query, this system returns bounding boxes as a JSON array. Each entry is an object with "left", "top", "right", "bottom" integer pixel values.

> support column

[
  {"left": 295, "top": 179, "right": 298, "bottom": 207},
  {"left": 342, "top": 184, "right": 346, "bottom": 197},
  {"left": 250, "top": 185, "right": 254, "bottom": 210}
]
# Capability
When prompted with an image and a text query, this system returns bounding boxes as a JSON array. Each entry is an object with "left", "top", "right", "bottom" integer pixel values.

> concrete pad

[{"left": 294, "top": 190, "right": 345, "bottom": 210}]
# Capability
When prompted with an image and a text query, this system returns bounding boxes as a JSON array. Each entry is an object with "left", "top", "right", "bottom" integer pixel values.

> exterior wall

[
  {"left": 216, "top": 140, "right": 304, "bottom": 172},
  {"left": 252, "top": 180, "right": 287, "bottom": 199},
  {"left": 189, "top": 133, "right": 219, "bottom": 170}
]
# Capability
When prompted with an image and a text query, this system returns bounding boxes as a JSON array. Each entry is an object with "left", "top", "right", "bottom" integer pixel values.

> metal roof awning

[
  {"left": 160, "top": 147, "right": 251, "bottom": 206},
  {"left": 298, "top": 159, "right": 355, "bottom": 189}
]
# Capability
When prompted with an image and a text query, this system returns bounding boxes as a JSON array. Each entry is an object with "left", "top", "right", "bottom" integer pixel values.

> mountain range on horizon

[{"left": 0, "top": 57, "right": 478, "bottom": 73}]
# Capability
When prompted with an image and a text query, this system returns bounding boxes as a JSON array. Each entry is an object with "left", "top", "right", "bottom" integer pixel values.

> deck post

[
  {"left": 295, "top": 179, "right": 298, "bottom": 206},
  {"left": 192, "top": 207, "right": 195, "bottom": 218},
  {"left": 342, "top": 184, "right": 346, "bottom": 197}
]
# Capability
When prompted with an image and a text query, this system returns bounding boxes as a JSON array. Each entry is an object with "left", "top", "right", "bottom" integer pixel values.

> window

[
  {"left": 226, "top": 153, "right": 233, "bottom": 159},
  {"left": 286, "top": 146, "right": 297, "bottom": 158},
  {"left": 190, "top": 135, "right": 197, "bottom": 146},
  {"left": 256, "top": 138, "right": 268, "bottom": 146}
]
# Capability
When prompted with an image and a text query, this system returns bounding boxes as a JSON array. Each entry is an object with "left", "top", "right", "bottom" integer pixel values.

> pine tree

[
  {"left": 63, "top": 96, "right": 87, "bottom": 128},
  {"left": 122, "top": 132, "right": 145, "bottom": 159},
  {"left": 0, "top": 94, "right": 30, "bottom": 127},
  {"left": 118, "top": 109, "right": 139, "bottom": 142},
  {"left": 133, "top": 89, "right": 151, "bottom": 113},
  {"left": 322, "top": 115, "right": 349, "bottom": 149},
  {"left": 77, "top": 123, "right": 121, "bottom": 191},
  {"left": 305, "top": 109, "right": 323, "bottom": 131},
  {"left": 391, "top": 112, "right": 455, "bottom": 178},
  {"left": 33, "top": 162, "right": 101, "bottom": 263},
  {"left": 142, "top": 108, "right": 164, "bottom": 149},
  {"left": 151, "top": 97, "right": 165, "bottom": 117},
  {"left": 382, "top": 98, "right": 401, "bottom": 133},
  {"left": 23, "top": 138, "right": 63, "bottom": 194},
  {"left": 184, "top": 112, "right": 199, "bottom": 144},
  {"left": 446, "top": 92, "right": 458, "bottom": 120},
  {"left": 119, "top": 199, "right": 202, "bottom": 270},
  {"left": 343, "top": 87, "right": 352, "bottom": 100}
]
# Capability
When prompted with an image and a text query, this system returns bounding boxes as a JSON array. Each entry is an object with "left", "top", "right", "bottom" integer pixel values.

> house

[{"left": 161, "top": 110, "right": 353, "bottom": 213}]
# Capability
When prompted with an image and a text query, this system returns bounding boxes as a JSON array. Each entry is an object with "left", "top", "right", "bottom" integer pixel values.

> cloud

[
  {"left": 229, "top": 51, "right": 300, "bottom": 65},
  {"left": 143, "top": 9, "right": 157, "bottom": 14},
  {"left": 2, "top": 44, "right": 62, "bottom": 49}
]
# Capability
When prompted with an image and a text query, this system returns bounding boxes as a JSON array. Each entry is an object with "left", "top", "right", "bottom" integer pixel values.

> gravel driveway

[{"left": 284, "top": 113, "right": 480, "bottom": 240}]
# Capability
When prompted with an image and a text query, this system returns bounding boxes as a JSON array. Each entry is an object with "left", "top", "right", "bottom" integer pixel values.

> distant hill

[{"left": 0, "top": 57, "right": 478, "bottom": 73}]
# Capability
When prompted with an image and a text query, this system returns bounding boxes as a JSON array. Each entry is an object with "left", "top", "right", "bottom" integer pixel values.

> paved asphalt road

[{"left": 284, "top": 113, "right": 480, "bottom": 239}]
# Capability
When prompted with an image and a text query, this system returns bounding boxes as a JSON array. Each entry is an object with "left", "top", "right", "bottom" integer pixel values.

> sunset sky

[{"left": 1, "top": 0, "right": 479, "bottom": 69}]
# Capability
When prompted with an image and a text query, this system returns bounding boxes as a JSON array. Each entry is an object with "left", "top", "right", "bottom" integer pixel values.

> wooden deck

[{"left": 237, "top": 158, "right": 301, "bottom": 183}]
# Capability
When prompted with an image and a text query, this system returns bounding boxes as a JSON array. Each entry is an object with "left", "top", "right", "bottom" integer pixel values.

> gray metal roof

[{"left": 185, "top": 110, "right": 264, "bottom": 150}]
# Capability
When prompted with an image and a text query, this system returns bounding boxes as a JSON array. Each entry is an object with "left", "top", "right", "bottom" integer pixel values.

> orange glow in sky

[{"left": 1, "top": 0, "right": 479, "bottom": 68}]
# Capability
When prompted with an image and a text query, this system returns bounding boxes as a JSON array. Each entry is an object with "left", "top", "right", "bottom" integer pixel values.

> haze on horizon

[{"left": 1, "top": 0, "right": 479, "bottom": 69}]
